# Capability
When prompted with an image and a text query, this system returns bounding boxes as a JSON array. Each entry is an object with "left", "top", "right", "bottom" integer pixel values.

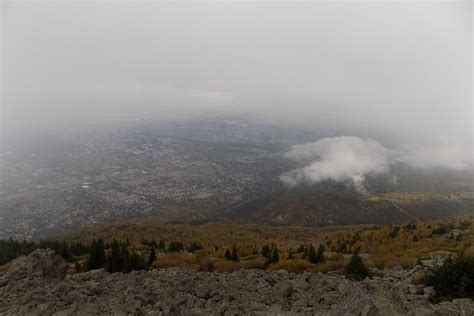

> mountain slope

[{"left": 221, "top": 189, "right": 474, "bottom": 226}]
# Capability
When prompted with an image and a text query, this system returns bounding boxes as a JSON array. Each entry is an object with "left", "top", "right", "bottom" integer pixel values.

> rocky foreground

[{"left": 0, "top": 250, "right": 473, "bottom": 315}]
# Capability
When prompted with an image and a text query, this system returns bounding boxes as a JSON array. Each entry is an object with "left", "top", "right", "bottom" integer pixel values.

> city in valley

[
  {"left": 2, "top": 118, "right": 473, "bottom": 240},
  {"left": 0, "top": 119, "right": 318, "bottom": 239}
]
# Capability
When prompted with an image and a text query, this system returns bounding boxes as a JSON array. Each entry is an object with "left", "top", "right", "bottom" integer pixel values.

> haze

[{"left": 1, "top": 1, "right": 473, "bottom": 169}]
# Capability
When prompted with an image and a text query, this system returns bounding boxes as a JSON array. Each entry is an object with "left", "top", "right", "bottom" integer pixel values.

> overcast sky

[{"left": 1, "top": 1, "right": 472, "bottom": 166}]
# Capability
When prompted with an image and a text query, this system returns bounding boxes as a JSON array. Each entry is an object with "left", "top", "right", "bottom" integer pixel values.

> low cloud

[
  {"left": 280, "top": 136, "right": 472, "bottom": 194},
  {"left": 187, "top": 89, "right": 234, "bottom": 101},
  {"left": 280, "top": 137, "right": 392, "bottom": 194},
  {"left": 401, "top": 144, "right": 472, "bottom": 171}
]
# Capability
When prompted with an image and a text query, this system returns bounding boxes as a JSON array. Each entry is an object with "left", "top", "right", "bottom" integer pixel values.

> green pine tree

[
  {"left": 107, "top": 240, "right": 123, "bottom": 273},
  {"left": 425, "top": 254, "right": 474, "bottom": 303},
  {"left": 307, "top": 244, "right": 317, "bottom": 263},
  {"left": 231, "top": 244, "right": 239, "bottom": 262},
  {"left": 86, "top": 239, "right": 107, "bottom": 271},
  {"left": 158, "top": 239, "right": 166, "bottom": 250},
  {"left": 74, "top": 260, "right": 82, "bottom": 273},
  {"left": 271, "top": 247, "right": 279, "bottom": 263},
  {"left": 224, "top": 249, "right": 232, "bottom": 261},
  {"left": 148, "top": 247, "right": 157, "bottom": 267},
  {"left": 59, "top": 242, "right": 71, "bottom": 261},
  {"left": 121, "top": 245, "right": 131, "bottom": 273},
  {"left": 288, "top": 248, "right": 294, "bottom": 260},
  {"left": 345, "top": 248, "right": 370, "bottom": 281},
  {"left": 130, "top": 251, "right": 146, "bottom": 271},
  {"left": 315, "top": 244, "right": 325, "bottom": 264},
  {"left": 261, "top": 244, "right": 270, "bottom": 258}
]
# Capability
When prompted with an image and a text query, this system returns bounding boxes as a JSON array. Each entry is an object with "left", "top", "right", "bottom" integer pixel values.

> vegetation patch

[
  {"left": 424, "top": 254, "right": 474, "bottom": 303},
  {"left": 0, "top": 216, "right": 473, "bottom": 276},
  {"left": 345, "top": 249, "right": 370, "bottom": 281}
]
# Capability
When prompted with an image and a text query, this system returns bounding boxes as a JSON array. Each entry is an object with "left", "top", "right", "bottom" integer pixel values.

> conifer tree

[
  {"left": 158, "top": 239, "right": 166, "bottom": 251},
  {"left": 315, "top": 244, "right": 325, "bottom": 264},
  {"left": 148, "top": 247, "right": 157, "bottom": 267},
  {"left": 425, "top": 254, "right": 474, "bottom": 302},
  {"left": 297, "top": 244, "right": 307, "bottom": 254},
  {"left": 107, "top": 240, "right": 123, "bottom": 273},
  {"left": 231, "top": 244, "right": 239, "bottom": 262},
  {"left": 307, "top": 244, "right": 317, "bottom": 263},
  {"left": 130, "top": 251, "right": 146, "bottom": 271},
  {"left": 168, "top": 241, "right": 184, "bottom": 252},
  {"left": 59, "top": 241, "right": 71, "bottom": 261},
  {"left": 86, "top": 239, "right": 107, "bottom": 271},
  {"left": 270, "top": 246, "right": 279, "bottom": 264},
  {"left": 288, "top": 248, "right": 294, "bottom": 260},
  {"left": 74, "top": 260, "right": 82, "bottom": 273},
  {"left": 261, "top": 244, "right": 270, "bottom": 258},
  {"left": 224, "top": 249, "right": 232, "bottom": 261},
  {"left": 345, "top": 248, "right": 370, "bottom": 281},
  {"left": 186, "top": 242, "right": 202, "bottom": 253},
  {"left": 121, "top": 244, "right": 131, "bottom": 273}
]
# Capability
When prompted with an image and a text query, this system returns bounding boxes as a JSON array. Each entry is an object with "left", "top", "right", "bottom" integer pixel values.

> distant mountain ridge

[{"left": 220, "top": 189, "right": 474, "bottom": 226}]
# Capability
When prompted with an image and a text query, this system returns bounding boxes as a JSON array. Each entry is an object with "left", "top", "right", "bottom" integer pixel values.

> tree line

[
  {"left": 0, "top": 238, "right": 89, "bottom": 265},
  {"left": 0, "top": 237, "right": 156, "bottom": 273}
]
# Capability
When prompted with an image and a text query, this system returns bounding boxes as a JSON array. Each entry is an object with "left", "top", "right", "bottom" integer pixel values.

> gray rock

[
  {"left": 369, "top": 267, "right": 384, "bottom": 275},
  {"left": 3, "top": 249, "right": 69, "bottom": 280},
  {"left": 423, "top": 286, "right": 435, "bottom": 297},
  {"left": 0, "top": 250, "right": 473, "bottom": 315},
  {"left": 195, "top": 286, "right": 211, "bottom": 299},
  {"left": 407, "top": 284, "right": 418, "bottom": 294},
  {"left": 274, "top": 281, "right": 293, "bottom": 299}
]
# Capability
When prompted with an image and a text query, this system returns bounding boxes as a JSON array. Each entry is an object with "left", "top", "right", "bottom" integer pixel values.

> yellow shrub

[
  {"left": 197, "top": 257, "right": 215, "bottom": 272},
  {"left": 383, "top": 256, "right": 416, "bottom": 269},
  {"left": 396, "top": 256, "right": 417, "bottom": 269},
  {"left": 241, "top": 257, "right": 266, "bottom": 270},
  {"left": 213, "top": 260, "right": 245, "bottom": 273},
  {"left": 313, "top": 260, "right": 346, "bottom": 273},
  {"left": 268, "top": 259, "right": 313, "bottom": 273},
  {"left": 364, "top": 255, "right": 385, "bottom": 270},
  {"left": 153, "top": 253, "right": 198, "bottom": 269},
  {"left": 325, "top": 252, "right": 344, "bottom": 261}
]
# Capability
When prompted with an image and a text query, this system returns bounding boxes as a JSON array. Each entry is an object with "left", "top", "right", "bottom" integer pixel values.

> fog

[{"left": 1, "top": 1, "right": 472, "bottom": 169}]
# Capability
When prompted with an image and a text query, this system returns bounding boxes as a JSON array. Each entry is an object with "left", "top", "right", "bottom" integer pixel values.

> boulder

[
  {"left": 1, "top": 257, "right": 473, "bottom": 315},
  {"left": 273, "top": 281, "right": 293, "bottom": 299},
  {"left": 2, "top": 249, "right": 69, "bottom": 280}
]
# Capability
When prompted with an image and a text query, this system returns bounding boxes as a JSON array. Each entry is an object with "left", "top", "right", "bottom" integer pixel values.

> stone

[
  {"left": 423, "top": 286, "right": 435, "bottom": 297},
  {"left": 195, "top": 286, "right": 211, "bottom": 299},
  {"left": 0, "top": 250, "right": 473, "bottom": 315},
  {"left": 2, "top": 249, "right": 69, "bottom": 280},
  {"left": 274, "top": 281, "right": 293, "bottom": 299}
]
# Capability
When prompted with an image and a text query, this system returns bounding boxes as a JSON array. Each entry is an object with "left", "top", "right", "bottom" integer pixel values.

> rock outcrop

[
  {"left": 1, "top": 249, "right": 69, "bottom": 281},
  {"left": 0, "top": 250, "right": 473, "bottom": 315}
]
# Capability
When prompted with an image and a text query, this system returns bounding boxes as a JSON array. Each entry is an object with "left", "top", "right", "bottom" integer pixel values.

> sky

[{"left": 1, "top": 1, "right": 473, "bottom": 169}]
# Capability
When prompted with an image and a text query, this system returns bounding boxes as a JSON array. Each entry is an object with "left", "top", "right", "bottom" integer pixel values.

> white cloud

[
  {"left": 281, "top": 136, "right": 473, "bottom": 194},
  {"left": 280, "top": 137, "right": 392, "bottom": 194},
  {"left": 187, "top": 89, "right": 234, "bottom": 101},
  {"left": 401, "top": 144, "right": 472, "bottom": 171}
]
